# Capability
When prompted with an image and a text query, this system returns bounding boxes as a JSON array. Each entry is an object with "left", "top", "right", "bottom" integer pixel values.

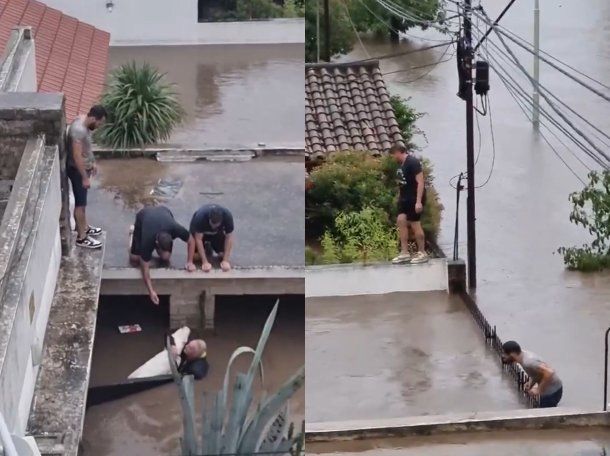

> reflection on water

[{"left": 108, "top": 43, "right": 304, "bottom": 148}]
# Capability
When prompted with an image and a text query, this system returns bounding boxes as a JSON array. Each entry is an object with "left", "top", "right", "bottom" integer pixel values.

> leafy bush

[
  {"left": 558, "top": 170, "right": 610, "bottom": 271},
  {"left": 306, "top": 151, "right": 443, "bottom": 243},
  {"left": 320, "top": 208, "right": 399, "bottom": 264},
  {"left": 97, "top": 62, "right": 184, "bottom": 149},
  {"left": 390, "top": 94, "right": 426, "bottom": 148},
  {"left": 236, "top": 0, "right": 283, "bottom": 19},
  {"left": 283, "top": 0, "right": 305, "bottom": 17}
]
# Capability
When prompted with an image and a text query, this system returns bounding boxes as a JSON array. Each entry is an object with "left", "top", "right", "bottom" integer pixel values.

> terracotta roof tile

[
  {"left": 0, "top": 0, "right": 109, "bottom": 123},
  {"left": 305, "top": 61, "right": 405, "bottom": 159}
]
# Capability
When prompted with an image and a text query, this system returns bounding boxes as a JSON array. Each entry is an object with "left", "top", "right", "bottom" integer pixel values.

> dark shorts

[
  {"left": 539, "top": 386, "right": 563, "bottom": 408},
  {"left": 67, "top": 166, "right": 89, "bottom": 207},
  {"left": 398, "top": 199, "right": 425, "bottom": 222},
  {"left": 205, "top": 233, "right": 225, "bottom": 253}
]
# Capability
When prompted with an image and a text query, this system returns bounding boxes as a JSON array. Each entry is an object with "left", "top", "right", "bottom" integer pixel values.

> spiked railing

[{"left": 167, "top": 301, "right": 305, "bottom": 455}]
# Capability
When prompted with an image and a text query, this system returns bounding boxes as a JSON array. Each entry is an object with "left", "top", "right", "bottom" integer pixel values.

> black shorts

[
  {"left": 67, "top": 166, "right": 89, "bottom": 207},
  {"left": 398, "top": 199, "right": 424, "bottom": 222}
]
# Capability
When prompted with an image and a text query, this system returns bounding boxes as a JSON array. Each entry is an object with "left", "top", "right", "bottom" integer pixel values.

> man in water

[
  {"left": 186, "top": 204, "right": 234, "bottom": 272},
  {"left": 502, "top": 340, "right": 563, "bottom": 408},
  {"left": 66, "top": 105, "right": 107, "bottom": 249},
  {"left": 177, "top": 339, "right": 209, "bottom": 380},
  {"left": 129, "top": 205, "right": 189, "bottom": 304},
  {"left": 389, "top": 144, "right": 428, "bottom": 264}
]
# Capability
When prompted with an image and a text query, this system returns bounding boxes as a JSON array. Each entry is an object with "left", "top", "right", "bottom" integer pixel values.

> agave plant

[
  {"left": 166, "top": 301, "right": 305, "bottom": 455},
  {"left": 97, "top": 62, "right": 184, "bottom": 149}
]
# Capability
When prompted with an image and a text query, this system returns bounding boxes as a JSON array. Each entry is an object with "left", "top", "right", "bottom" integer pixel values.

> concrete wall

[
  {"left": 0, "top": 139, "right": 61, "bottom": 434},
  {"left": 38, "top": 0, "right": 304, "bottom": 46},
  {"left": 305, "top": 260, "right": 448, "bottom": 297},
  {"left": 0, "top": 93, "right": 71, "bottom": 254},
  {"left": 0, "top": 27, "right": 37, "bottom": 93}
]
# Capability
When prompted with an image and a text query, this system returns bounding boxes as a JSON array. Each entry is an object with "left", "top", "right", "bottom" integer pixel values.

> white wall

[
  {"left": 0, "top": 149, "right": 61, "bottom": 434},
  {"left": 39, "top": 0, "right": 304, "bottom": 45},
  {"left": 306, "top": 260, "right": 448, "bottom": 298}
]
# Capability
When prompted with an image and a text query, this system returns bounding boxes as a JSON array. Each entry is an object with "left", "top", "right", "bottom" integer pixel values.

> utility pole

[
  {"left": 323, "top": 0, "right": 331, "bottom": 62},
  {"left": 464, "top": 0, "right": 477, "bottom": 289},
  {"left": 532, "top": 0, "right": 540, "bottom": 130}
]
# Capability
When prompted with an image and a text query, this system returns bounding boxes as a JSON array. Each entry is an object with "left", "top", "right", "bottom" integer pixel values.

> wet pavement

[
  {"left": 82, "top": 295, "right": 304, "bottom": 456},
  {"left": 308, "top": 428, "right": 610, "bottom": 456},
  {"left": 87, "top": 156, "right": 304, "bottom": 268},
  {"left": 306, "top": 292, "right": 521, "bottom": 423},
  {"left": 108, "top": 44, "right": 304, "bottom": 149},
  {"left": 337, "top": 0, "right": 610, "bottom": 409}
]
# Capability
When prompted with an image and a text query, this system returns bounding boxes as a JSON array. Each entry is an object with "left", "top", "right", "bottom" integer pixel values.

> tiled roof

[
  {"left": 305, "top": 61, "right": 405, "bottom": 161},
  {"left": 0, "top": 0, "right": 110, "bottom": 121}
]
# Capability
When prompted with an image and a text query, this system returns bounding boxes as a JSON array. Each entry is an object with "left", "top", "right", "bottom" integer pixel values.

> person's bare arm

[
  {"left": 536, "top": 363, "right": 556, "bottom": 395},
  {"left": 415, "top": 171, "right": 425, "bottom": 212},
  {"left": 221, "top": 233, "right": 234, "bottom": 271},
  {"left": 194, "top": 233, "right": 211, "bottom": 272},
  {"left": 186, "top": 235, "right": 196, "bottom": 271},
  {"left": 140, "top": 259, "right": 159, "bottom": 304},
  {"left": 71, "top": 139, "right": 89, "bottom": 181}
]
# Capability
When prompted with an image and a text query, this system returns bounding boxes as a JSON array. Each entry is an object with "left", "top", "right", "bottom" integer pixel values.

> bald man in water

[{"left": 176, "top": 338, "right": 209, "bottom": 380}]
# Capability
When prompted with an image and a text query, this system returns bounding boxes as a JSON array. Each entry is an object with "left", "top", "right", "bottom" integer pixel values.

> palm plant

[
  {"left": 97, "top": 62, "right": 184, "bottom": 149},
  {"left": 166, "top": 301, "right": 305, "bottom": 456}
]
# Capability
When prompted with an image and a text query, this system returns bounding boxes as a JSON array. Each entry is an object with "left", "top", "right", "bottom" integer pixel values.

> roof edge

[{"left": 305, "top": 60, "right": 380, "bottom": 70}]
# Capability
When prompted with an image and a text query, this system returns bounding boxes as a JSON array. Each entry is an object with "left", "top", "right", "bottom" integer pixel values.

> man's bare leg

[
  {"left": 392, "top": 214, "right": 411, "bottom": 264},
  {"left": 410, "top": 221, "right": 425, "bottom": 253},
  {"left": 74, "top": 206, "right": 87, "bottom": 240}
]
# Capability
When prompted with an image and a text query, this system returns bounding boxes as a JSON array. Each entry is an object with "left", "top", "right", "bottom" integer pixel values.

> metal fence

[{"left": 460, "top": 291, "right": 540, "bottom": 408}]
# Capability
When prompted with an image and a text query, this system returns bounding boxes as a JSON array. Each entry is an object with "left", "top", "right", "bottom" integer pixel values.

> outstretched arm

[{"left": 140, "top": 259, "right": 159, "bottom": 305}]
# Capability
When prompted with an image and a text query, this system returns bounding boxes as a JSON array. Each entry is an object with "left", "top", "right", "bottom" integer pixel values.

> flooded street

[
  {"left": 338, "top": 1, "right": 610, "bottom": 409},
  {"left": 108, "top": 44, "right": 304, "bottom": 148},
  {"left": 308, "top": 428, "right": 610, "bottom": 455},
  {"left": 82, "top": 296, "right": 304, "bottom": 456},
  {"left": 306, "top": 292, "right": 520, "bottom": 423}
]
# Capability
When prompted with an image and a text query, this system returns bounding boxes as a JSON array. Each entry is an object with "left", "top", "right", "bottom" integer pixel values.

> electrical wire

[
  {"left": 341, "top": 39, "right": 457, "bottom": 65},
  {"left": 342, "top": 0, "right": 371, "bottom": 58},
  {"left": 382, "top": 40, "right": 454, "bottom": 76},
  {"left": 471, "top": 17, "right": 610, "bottom": 167},
  {"left": 396, "top": 42, "right": 456, "bottom": 83},
  {"left": 475, "top": 94, "right": 496, "bottom": 188},
  {"left": 475, "top": 32, "right": 600, "bottom": 171},
  {"left": 473, "top": 8, "right": 610, "bottom": 103}
]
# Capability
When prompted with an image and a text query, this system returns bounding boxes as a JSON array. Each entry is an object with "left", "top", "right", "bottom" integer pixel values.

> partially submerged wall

[
  {"left": 0, "top": 138, "right": 62, "bottom": 433},
  {"left": 33, "top": 0, "right": 304, "bottom": 46}
]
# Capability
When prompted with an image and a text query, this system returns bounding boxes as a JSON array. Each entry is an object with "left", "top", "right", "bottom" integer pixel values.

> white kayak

[{"left": 128, "top": 326, "right": 191, "bottom": 379}]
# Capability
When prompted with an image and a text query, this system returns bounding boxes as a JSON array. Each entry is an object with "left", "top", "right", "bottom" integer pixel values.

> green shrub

[
  {"left": 236, "top": 0, "right": 283, "bottom": 19},
  {"left": 305, "top": 245, "right": 320, "bottom": 265},
  {"left": 331, "top": 207, "right": 399, "bottom": 264},
  {"left": 558, "top": 170, "right": 610, "bottom": 271},
  {"left": 306, "top": 151, "right": 443, "bottom": 243},
  {"left": 283, "top": 0, "right": 304, "bottom": 17},
  {"left": 389, "top": 94, "right": 425, "bottom": 147},
  {"left": 97, "top": 63, "right": 183, "bottom": 149}
]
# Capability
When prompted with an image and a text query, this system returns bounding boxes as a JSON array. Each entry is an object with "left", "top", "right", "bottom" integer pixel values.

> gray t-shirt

[
  {"left": 520, "top": 350, "right": 562, "bottom": 396},
  {"left": 66, "top": 116, "right": 94, "bottom": 170}
]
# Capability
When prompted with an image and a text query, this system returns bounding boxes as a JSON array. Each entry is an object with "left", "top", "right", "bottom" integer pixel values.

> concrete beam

[
  {"left": 100, "top": 267, "right": 304, "bottom": 296},
  {"left": 306, "top": 408, "right": 610, "bottom": 442}
]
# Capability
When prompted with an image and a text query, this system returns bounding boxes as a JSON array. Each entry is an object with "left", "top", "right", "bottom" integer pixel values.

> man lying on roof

[{"left": 129, "top": 205, "right": 190, "bottom": 305}]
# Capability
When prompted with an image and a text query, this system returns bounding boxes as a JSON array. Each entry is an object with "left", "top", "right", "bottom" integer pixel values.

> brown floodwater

[
  {"left": 81, "top": 295, "right": 304, "bottom": 456},
  {"left": 108, "top": 43, "right": 304, "bottom": 149}
]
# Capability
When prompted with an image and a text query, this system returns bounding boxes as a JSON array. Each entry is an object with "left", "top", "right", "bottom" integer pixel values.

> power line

[
  {"left": 341, "top": 40, "right": 457, "bottom": 65},
  {"left": 342, "top": 0, "right": 371, "bottom": 58},
  {"left": 473, "top": 8, "right": 610, "bottom": 103},
  {"left": 476, "top": 34, "right": 602, "bottom": 170},
  {"left": 472, "top": 13, "right": 610, "bottom": 167},
  {"left": 382, "top": 41, "right": 454, "bottom": 75},
  {"left": 395, "top": 42, "right": 456, "bottom": 83},
  {"left": 475, "top": 95, "right": 496, "bottom": 188}
]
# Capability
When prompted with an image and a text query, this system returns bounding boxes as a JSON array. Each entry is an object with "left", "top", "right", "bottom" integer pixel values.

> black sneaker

[
  {"left": 86, "top": 225, "right": 102, "bottom": 237},
  {"left": 76, "top": 235, "right": 102, "bottom": 249}
]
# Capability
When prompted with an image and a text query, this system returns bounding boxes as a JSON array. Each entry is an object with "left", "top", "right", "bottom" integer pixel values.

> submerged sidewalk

[{"left": 306, "top": 291, "right": 521, "bottom": 424}]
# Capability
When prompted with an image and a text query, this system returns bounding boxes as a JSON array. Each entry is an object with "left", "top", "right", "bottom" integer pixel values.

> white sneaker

[
  {"left": 392, "top": 253, "right": 411, "bottom": 264},
  {"left": 410, "top": 252, "right": 429, "bottom": 264},
  {"left": 76, "top": 235, "right": 103, "bottom": 249}
]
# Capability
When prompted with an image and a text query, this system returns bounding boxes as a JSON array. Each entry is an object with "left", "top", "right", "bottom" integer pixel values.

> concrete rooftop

[
  {"left": 307, "top": 428, "right": 610, "bottom": 455},
  {"left": 87, "top": 156, "right": 303, "bottom": 269},
  {"left": 306, "top": 291, "right": 521, "bottom": 424}
]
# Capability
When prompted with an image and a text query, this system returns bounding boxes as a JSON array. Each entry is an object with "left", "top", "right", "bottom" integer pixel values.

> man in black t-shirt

[
  {"left": 129, "top": 205, "right": 190, "bottom": 304},
  {"left": 390, "top": 144, "right": 428, "bottom": 264},
  {"left": 186, "top": 204, "right": 235, "bottom": 272}
]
